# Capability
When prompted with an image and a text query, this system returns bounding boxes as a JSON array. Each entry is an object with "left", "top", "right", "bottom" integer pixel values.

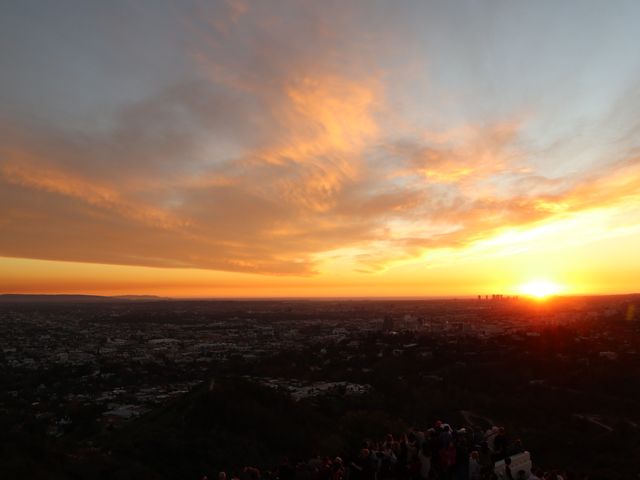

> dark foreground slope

[
  {"left": 0, "top": 378, "right": 401, "bottom": 480},
  {"left": 105, "top": 378, "right": 332, "bottom": 479}
]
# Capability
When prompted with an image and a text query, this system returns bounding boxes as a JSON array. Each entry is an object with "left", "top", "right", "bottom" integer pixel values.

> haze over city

[{"left": 2, "top": 0, "right": 640, "bottom": 297}]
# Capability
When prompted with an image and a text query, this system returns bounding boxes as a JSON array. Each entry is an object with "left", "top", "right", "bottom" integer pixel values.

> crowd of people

[{"left": 203, "top": 421, "right": 588, "bottom": 480}]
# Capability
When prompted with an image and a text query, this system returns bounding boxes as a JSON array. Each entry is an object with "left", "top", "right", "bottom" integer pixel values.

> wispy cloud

[{"left": 1, "top": 0, "right": 640, "bottom": 280}]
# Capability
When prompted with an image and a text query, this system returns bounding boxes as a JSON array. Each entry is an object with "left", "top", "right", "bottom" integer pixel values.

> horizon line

[{"left": 1, "top": 292, "right": 639, "bottom": 301}]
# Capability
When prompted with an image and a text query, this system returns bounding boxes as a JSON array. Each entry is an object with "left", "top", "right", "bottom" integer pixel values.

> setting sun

[{"left": 519, "top": 280, "right": 564, "bottom": 299}]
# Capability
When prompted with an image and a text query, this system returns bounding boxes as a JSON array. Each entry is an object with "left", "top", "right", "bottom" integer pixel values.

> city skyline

[{"left": 2, "top": 0, "right": 640, "bottom": 297}]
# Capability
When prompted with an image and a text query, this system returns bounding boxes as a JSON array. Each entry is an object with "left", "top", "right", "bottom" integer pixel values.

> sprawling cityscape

[{"left": 1, "top": 295, "right": 639, "bottom": 478}]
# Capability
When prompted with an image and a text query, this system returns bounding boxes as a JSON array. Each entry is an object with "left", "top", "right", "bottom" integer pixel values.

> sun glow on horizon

[{"left": 519, "top": 279, "right": 564, "bottom": 299}]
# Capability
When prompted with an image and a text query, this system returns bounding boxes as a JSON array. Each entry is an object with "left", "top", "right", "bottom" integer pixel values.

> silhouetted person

[
  {"left": 453, "top": 437, "right": 469, "bottom": 480},
  {"left": 417, "top": 442, "right": 431, "bottom": 480},
  {"left": 493, "top": 428, "right": 508, "bottom": 460},
  {"left": 440, "top": 440, "right": 456, "bottom": 479},
  {"left": 469, "top": 451, "right": 481, "bottom": 480}
]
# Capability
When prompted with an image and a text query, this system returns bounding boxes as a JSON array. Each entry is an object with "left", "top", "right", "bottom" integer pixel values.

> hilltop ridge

[{"left": 0, "top": 294, "right": 168, "bottom": 303}]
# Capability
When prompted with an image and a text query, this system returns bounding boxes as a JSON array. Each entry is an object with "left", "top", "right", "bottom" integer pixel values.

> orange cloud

[
  {"left": 2, "top": 1, "right": 640, "bottom": 286},
  {"left": 0, "top": 156, "right": 186, "bottom": 230}
]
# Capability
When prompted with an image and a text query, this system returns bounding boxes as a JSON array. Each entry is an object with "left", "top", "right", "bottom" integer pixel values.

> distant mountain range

[{"left": 0, "top": 294, "right": 169, "bottom": 303}]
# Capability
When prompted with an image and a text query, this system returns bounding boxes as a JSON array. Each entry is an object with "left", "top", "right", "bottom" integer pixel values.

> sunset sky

[{"left": 1, "top": 0, "right": 640, "bottom": 297}]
